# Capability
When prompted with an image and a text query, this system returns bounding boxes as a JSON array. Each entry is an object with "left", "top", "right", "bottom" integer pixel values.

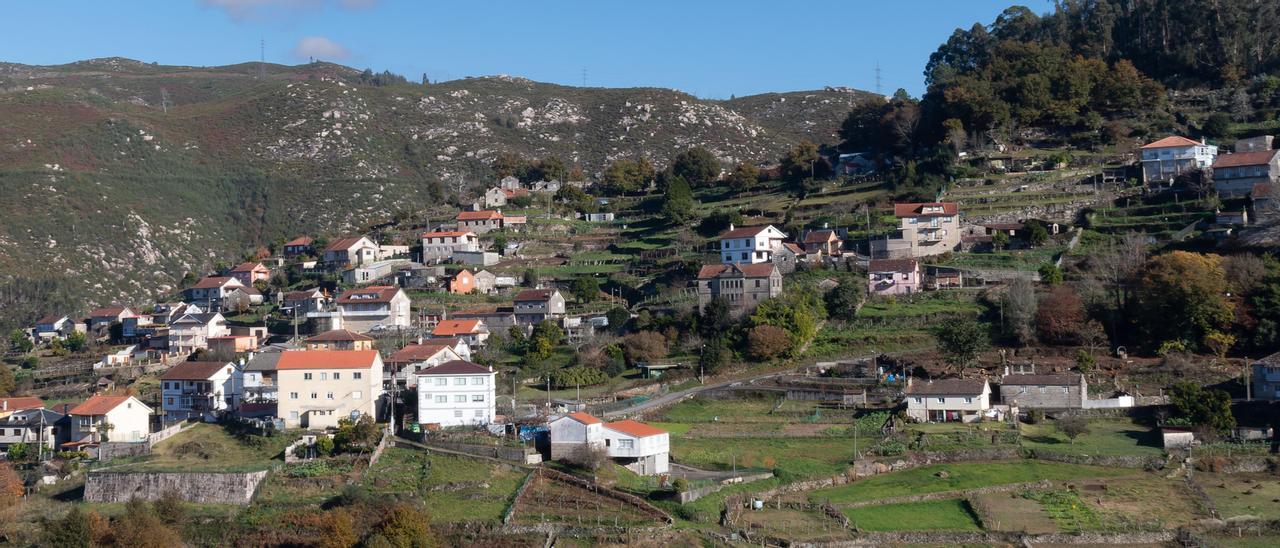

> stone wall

[{"left": 84, "top": 470, "right": 270, "bottom": 505}]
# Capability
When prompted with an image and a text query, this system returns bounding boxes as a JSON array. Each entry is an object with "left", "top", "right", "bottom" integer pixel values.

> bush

[
  {"left": 314, "top": 436, "right": 335, "bottom": 457},
  {"left": 746, "top": 325, "right": 791, "bottom": 361},
  {"left": 549, "top": 367, "right": 609, "bottom": 389},
  {"left": 672, "top": 477, "right": 690, "bottom": 493},
  {"left": 1026, "top": 409, "right": 1046, "bottom": 425}
]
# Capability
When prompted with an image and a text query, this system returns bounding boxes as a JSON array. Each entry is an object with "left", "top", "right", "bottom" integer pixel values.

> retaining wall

[
  {"left": 425, "top": 441, "right": 541, "bottom": 464},
  {"left": 84, "top": 470, "right": 270, "bottom": 505}
]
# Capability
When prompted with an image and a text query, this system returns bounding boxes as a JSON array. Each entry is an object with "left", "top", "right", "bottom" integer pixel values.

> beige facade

[
  {"left": 873, "top": 203, "right": 962, "bottom": 259},
  {"left": 275, "top": 350, "right": 384, "bottom": 429}
]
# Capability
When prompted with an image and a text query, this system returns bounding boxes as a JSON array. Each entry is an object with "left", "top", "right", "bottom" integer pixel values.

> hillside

[{"left": 0, "top": 58, "right": 878, "bottom": 330}]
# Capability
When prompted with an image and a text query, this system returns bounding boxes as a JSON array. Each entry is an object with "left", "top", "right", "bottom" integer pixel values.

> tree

[
  {"left": 660, "top": 175, "right": 696, "bottom": 225},
  {"left": 521, "top": 269, "right": 540, "bottom": 288},
  {"left": 605, "top": 307, "right": 630, "bottom": 333},
  {"left": 1000, "top": 278, "right": 1038, "bottom": 345},
  {"left": 0, "top": 364, "right": 15, "bottom": 396},
  {"left": 319, "top": 508, "right": 359, "bottom": 548},
  {"left": 66, "top": 330, "right": 87, "bottom": 352},
  {"left": 1038, "top": 263, "right": 1063, "bottom": 285},
  {"left": 1169, "top": 381, "right": 1236, "bottom": 435},
  {"left": 6, "top": 442, "right": 27, "bottom": 462},
  {"left": 333, "top": 415, "right": 380, "bottom": 452},
  {"left": 697, "top": 210, "right": 743, "bottom": 237},
  {"left": 992, "top": 230, "right": 1010, "bottom": 250},
  {"left": 0, "top": 461, "right": 21, "bottom": 508},
  {"left": 491, "top": 234, "right": 508, "bottom": 253},
  {"left": 9, "top": 329, "right": 32, "bottom": 353},
  {"left": 1203, "top": 113, "right": 1232, "bottom": 139},
  {"left": 314, "top": 435, "right": 335, "bottom": 457},
  {"left": 1036, "top": 285, "right": 1088, "bottom": 345},
  {"left": 780, "top": 140, "right": 827, "bottom": 184},
  {"left": 42, "top": 506, "right": 97, "bottom": 547},
  {"left": 727, "top": 162, "right": 759, "bottom": 190},
  {"left": 570, "top": 277, "right": 601, "bottom": 303},
  {"left": 671, "top": 147, "right": 721, "bottom": 187},
  {"left": 1024, "top": 220, "right": 1050, "bottom": 247},
  {"left": 1136, "top": 252, "right": 1233, "bottom": 350},
  {"left": 600, "top": 157, "right": 654, "bottom": 195},
  {"left": 152, "top": 490, "right": 186, "bottom": 525},
  {"left": 751, "top": 290, "right": 825, "bottom": 353},
  {"left": 700, "top": 337, "right": 731, "bottom": 375},
  {"left": 747, "top": 325, "right": 791, "bottom": 361},
  {"left": 372, "top": 502, "right": 436, "bottom": 548},
  {"left": 1056, "top": 416, "right": 1090, "bottom": 444},
  {"left": 935, "top": 318, "right": 989, "bottom": 370},
  {"left": 698, "top": 298, "right": 733, "bottom": 340},
  {"left": 824, "top": 281, "right": 863, "bottom": 320},
  {"left": 622, "top": 331, "right": 668, "bottom": 364},
  {"left": 549, "top": 367, "right": 609, "bottom": 389},
  {"left": 111, "top": 498, "right": 182, "bottom": 548}
]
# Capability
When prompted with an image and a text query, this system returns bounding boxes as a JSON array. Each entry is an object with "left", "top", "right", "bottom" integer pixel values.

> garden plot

[
  {"left": 969, "top": 491, "right": 1059, "bottom": 533},
  {"left": 1195, "top": 473, "right": 1280, "bottom": 521},
  {"left": 509, "top": 472, "right": 664, "bottom": 528},
  {"left": 843, "top": 499, "right": 982, "bottom": 532},
  {"left": 808, "top": 461, "right": 1126, "bottom": 505},
  {"left": 737, "top": 508, "right": 851, "bottom": 542},
  {"left": 359, "top": 446, "right": 526, "bottom": 524}
]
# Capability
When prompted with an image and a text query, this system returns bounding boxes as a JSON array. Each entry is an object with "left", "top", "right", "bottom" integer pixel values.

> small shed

[{"left": 1160, "top": 426, "right": 1197, "bottom": 449}]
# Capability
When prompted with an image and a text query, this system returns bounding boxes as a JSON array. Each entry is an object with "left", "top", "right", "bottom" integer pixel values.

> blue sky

[{"left": 3, "top": 0, "right": 1053, "bottom": 98}]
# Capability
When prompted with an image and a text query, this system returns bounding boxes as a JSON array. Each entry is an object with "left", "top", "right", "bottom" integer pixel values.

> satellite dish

[{"left": 350, "top": 410, "right": 361, "bottom": 420}]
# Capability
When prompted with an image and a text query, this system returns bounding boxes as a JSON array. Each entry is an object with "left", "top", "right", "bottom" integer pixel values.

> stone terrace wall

[{"left": 84, "top": 470, "right": 269, "bottom": 505}]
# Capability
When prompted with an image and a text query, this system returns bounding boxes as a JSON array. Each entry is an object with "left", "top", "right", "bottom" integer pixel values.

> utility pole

[
  {"left": 1245, "top": 356, "right": 1251, "bottom": 401},
  {"left": 875, "top": 61, "right": 882, "bottom": 96},
  {"left": 160, "top": 88, "right": 171, "bottom": 115}
]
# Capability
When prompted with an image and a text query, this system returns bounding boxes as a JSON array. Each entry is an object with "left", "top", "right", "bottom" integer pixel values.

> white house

[
  {"left": 66, "top": 395, "right": 152, "bottom": 444},
  {"left": 32, "top": 314, "right": 75, "bottom": 342},
  {"left": 169, "top": 312, "right": 230, "bottom": 356},
  {"left": 387, "top": 341, "right": 464, "bottom": 387},
  {"left": 548, "top": 412, "right": 670, "bottom": 475},
  {"left": 432, "top": 319, "right": 490, "bottom": 348},
  {"left": 421, "top": 230, "right": 480, "bottom": 261},
  {"left": 334, "top": 286, "right": 411, "bottom": 332},
  {"left": 0, "top": 408, "right": 66, "bottom": 453},
  {"left": 718, "top": 225, "right": 788, "bottom": 264},
  {"left": 322, "top": 236, "right": 380, "bottom": 267},
  {"left": 905, "top": 378, "right": 991, "bottom": 423},
  {"left": 160, "top": 360, "right": 242, "bottom": 419},
  {"left": 414, "top": 360, "right": 496, "bottom": 427},
  {"left": 183, "top": 276, "right": 246, "bottom": 307},
  {"left": 1141, "top": 135, "right": 1218, "bottom": 184}
]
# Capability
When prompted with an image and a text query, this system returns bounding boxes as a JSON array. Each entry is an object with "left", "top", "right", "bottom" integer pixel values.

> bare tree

[
  {"left": 1222, "top": 253, "right": 1268, "bottom": 295},
  {"left": 1088, "top": 232, "right": 1149, "bottom": 330},
  {"left": 1001, "top": 278, "right": 1038, "bottom": 345}
]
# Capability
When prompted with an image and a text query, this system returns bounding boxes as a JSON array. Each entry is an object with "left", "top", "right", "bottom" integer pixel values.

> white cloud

[{"left": 293, "top": 36, "right": 351, "bottom": 60}]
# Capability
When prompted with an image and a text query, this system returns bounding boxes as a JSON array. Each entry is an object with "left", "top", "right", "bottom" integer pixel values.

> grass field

[
  {"left": 843, "top": 499, "right": 982, "bottom": 532},
  {"left": 809, "top": 461, "right": 1127, "bottom": 505},
  {"left": 1196, "top": 473, "right": 1280, "bottom": 520},
  {"left": 737, "top": 508, "right": 851, "bottom": 541},
  {"left": 658, "top": 397, "right": 847, "bottom": 424},
  {"left": 672, "top": 436, "right": 856, "bottom": 481},
  {"left": 359, "top": 446, "right": 526, "bottom": 524},
  {"left": 1020, "top": 418, "right": 1163, "bottom": 457},
  {"left": 108, "top": 423, "right": 296, "bottom": 472},
  {"left": 856, "top": 292, "right": 985, "bottom": 319}
]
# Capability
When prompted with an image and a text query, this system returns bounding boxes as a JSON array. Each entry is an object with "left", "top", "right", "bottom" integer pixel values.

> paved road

[{"left": 598, "top": 355, "right": 874, "bottom": 419}]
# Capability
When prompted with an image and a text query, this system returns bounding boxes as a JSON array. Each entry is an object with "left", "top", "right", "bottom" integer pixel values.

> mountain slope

[{"left": 0, "top": 58, "right": 877, "bottom": 330}]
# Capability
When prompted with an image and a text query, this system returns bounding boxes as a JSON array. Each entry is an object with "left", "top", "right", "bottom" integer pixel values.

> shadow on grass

[
  {"left": 1121, "top": 428, "right": 1163, "bottom": 449},
  {"left": 1024, "top": 435, "right": 1066, "bottom": 445},
  {"left": 51, "top": 483, "right": 85, "bottom": 502}
]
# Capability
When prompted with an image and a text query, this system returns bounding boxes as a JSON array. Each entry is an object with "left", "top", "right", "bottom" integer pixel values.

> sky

[{"left": 2, "top": 0, "right": 1054, "bottom": 99}]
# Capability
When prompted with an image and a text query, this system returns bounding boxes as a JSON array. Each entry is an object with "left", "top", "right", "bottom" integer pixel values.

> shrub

[
  {"left": 672, "top": 477, "right": 690, "bottom": 493},
  {"left": 549, "top": 366, "right": 609, "bottom": 389},
  {"left": 746, "top": 325, "right": 791, "bottom": 361},
  {"left": 314, "top": 436, "right": 335, "bottom": 457}
]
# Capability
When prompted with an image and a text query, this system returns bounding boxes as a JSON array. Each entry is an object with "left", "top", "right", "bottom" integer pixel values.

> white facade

[
  {"left": 719, "top": 225, "right": 788, "bottom": 264},
  {"left": 160, "top": 361, "right": 242, "bottom": 419},
  {"left": 169, "top": 313, "right": 230, "bottom": 356},
  {"left": 276, "top": 351, "right": 385, "bottom": 429},
  {"left": 415, "top": 362, "right": 496, "bottom": 427},
  {"left": 421, "top": 231, "right": 480, "bottom": 261},
  {"left": 905, "top": 380, "right": 991, "bottom": 423},
  {"left": 70, "top": 396, "right": 152, "bottom": 444},
  {"left": 548, "top": 413, "right": 670, "bottom": 475}
]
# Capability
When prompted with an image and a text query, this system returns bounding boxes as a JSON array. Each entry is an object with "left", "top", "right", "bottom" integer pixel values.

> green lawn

[
  {"left": 658, "top": 397, "right": 839, "bottom": 424},
  {"left": 810, "top": 461, "right": 1128, "bottom": 504},
  {"left": 672, "top": 437, "right": 857, "bottom": 481},
  {"left": 857, "top": 293, "right": 984, "bottom": 319},
  {"left": 360, "top": 446, "right": 526, "bottom": 524},
  {"left": 107, "top": 423, "right": 297, "bottom": 472},
  {"left": 1020, "top": 418, "right": 1164, "bottom": 457},
  {"left": 843, "top": 499, "right": 981, "bottom": 532}
]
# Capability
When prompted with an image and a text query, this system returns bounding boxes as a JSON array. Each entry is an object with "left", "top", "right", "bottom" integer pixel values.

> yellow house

[{"left": 276, "top": 350, "right": 384, "bottom": 429}]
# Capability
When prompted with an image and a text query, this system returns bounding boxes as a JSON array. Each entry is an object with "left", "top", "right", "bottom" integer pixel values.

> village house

[
  {"left": 169, "top": 311, "right": 229, "bottom": 356},
  {"left": 421, "top": 230, "right": 480, "bottom": 261},
  {"left": 513, "top": 288, "right": 567, "bottom": 324},
  {"left": 242, "top": 351, "right": 282, "bottom": 404},
  {"left": 427, "top": 337, "right": 473, "bottom": 361},
  {"left": 415, "top": 360, "right": 496, "bottom": 427},
  {"left": 502, "top": 215, "right": 527, "bottom": 232},
  {"left": 66, "top": 395, "right": 153, "bottom": 445},
  {"left": 456, "top": 210, "right": 505, "bottom": 234},
  {"left": 583, "top": 212, "right": 615, "bottom": 223},
  {"left": 0, "top": 408, "right": 67, "bottom": 453},
  {"left": 905, "top": 378, "right": 992, "bottom": 423},
  {"left": 432, "top": 319, "right": 489, "bottom": 348},
  {"left": 208, "top": 334, "right": 259, "bottom": 355},
  {"left": 696, "top": 263, "right": 782, "bottom": 316},
  {"left": 283, "top": 288, "right": 327, "bottom": 316},
  {"left": 803, "top": 229, "right": 843, "bottom": 256},
  {"left": 1140, "top": 135, "right": 1218, "bottom": 184},
  {"left": 343, "top": 259, "right": 407, "bottom": 285},
  {"left": 484, "top": 187, "right": 530, "bottom": 208},
  {"left": 872, "top": 202, "right": 962, "bottom": 259},
  {"left": 31, "top": 314, "right": 75, "bottom": 342},
  {"left": 473, "top": 269, "right": 498, "bottom": 294},
  {"left": 276, "top": 350, "right": 384, "bottom": 429},
  {"left": 548, "top": 413, "right": 670, "bottom": 476},
  {"left": 160, "top": 361, "right": 242, "bottom": 419},
  {"left": 86, "top": 307, "right": 136, "bottom": 334},
  {"left": 306, "top": 329, "right": 375, "bottom": 351},
  {"left": 0, "top": 397, "right": 44, "bottom": 419},
  {"left": 499, "top": 175, "right": 521, "bottom": 191},
  {"left": 322, "top": 236, "right": 380, "bottom": 267},
  {"left": 223, "top": 286, "right": 264, "bottom": 312},
  {"left": 1213, "top": 147, "right": 1280, "bottom": 198},
  {"left": 386, "top": 341, "right": 465, "bottom": 386},
  {"left": 718, "top": 224, "right": 788, "bottom": 265},
  {"left": 448, "top": 269, "right": 476, "bottom": 294},
  {"left": 183, "top": 276, "right": 245, "bottom": 308},
  {"left": 999, "top": 372, "right": 1087, "bottom": 409},
  {"left": 868, "top": 259, "right": 921, "bottom": 296},
  {"left": 283, "top": 236, "right": 314, "bottom": 258},
  {"left": 1251, "top": 352, "right": 1280, "bottom": 401},
  {"left": 334, "top": 286, "right": 411, "bottom": 332},
  {"left": 774, "top": 243, "right": 803, "bottom": 274},
  {"left": 229, "top": 262, "right": 271, "bottom": 286},
  {"left": 453, "top": 307, "right": 518, "bottom": 331}
]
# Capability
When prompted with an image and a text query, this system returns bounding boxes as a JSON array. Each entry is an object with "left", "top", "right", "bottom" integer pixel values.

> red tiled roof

[
  {"left": 336, "top": 286, "right": 400, "bottom": 304},
  {"left": 415, "top": 360, "right": 491, "bottom": 376},
  {"left": 285, "top": 236, "right": 314, "bottom": 247},
  {"left": 88, "top": 307, "right": 129, "bottom": 318},
  {"left": 35, "top": 314, "right": 67, "bottom": 325},
  {"left": 276, "top": 350, "right": 380, "bottom": 370},
  {"left": 696, "top": 263, "right": 777, "bottom": 279},
  {"left": 387, "top": 343, "right": 454, "bottom": 364},
  {"left": 719, "top": 225, "right": 775, "bottom": 239},
  {"left": 893, "top": 202, "right": 959, "bottom": 217},
  {"left": 0, "top": 397, "right": 44, "bottom": 411},
  {"left": 422, "top": 230, "right": 474, "bottom": 239},
  {"left": 1253, "top": 183, "right": 1274, "bottom": 198},
  {"left": 68, "top": 395, "right": 139, "bottom": 416},
  {"left": 433, "top": 319, "right": 482, "bottom": 336},
  {"left": 1001, "top": 373, "right": 1081, "bottom": 386},
  {"left": 503, "top": 188, "right": 530, "bottom": 198},
  {"left": 307, "top": 329, "right": 374, "bottom": 343},
  {"left": 284, "top": 289, "right": 323, "bottom": 301},
  {"left": 566, "top": 412, "right": 602, "bottom": 425},
  {"left": 782, "top": 242, "right": 805, "bottom": 254},
  {"left": 1212, "top": 149, "right": 1280, "bottom": 168},
  {"left": 503, "top": 215, "right": 527, "bottom": 224},
  {"left": 869, "top": 259, "right": 919, "bottom": 273},
  {"left": 514, "top": 289, "right": 556, "bottom": 301},
  {"left": 605, "top": 419, "right": 667, "bottom": 438},
  {"left": 230, "top": 262, "right": 267, "bottom": 273},
  {"left": 1141, "top": 135, "right": 1202, "bottom": 149},
  {"left": 457, "top": 210, "right": 503, "bottom": 221},
  {"left": 190, "top": 276, "right": 238, "bottom": 290},
  {"left": 803, "top": 230, "right": 838, "bottom": 244},
  {"left": 324, "top": 236, "right": 372, "bottom": 252},
  {"left": 160, "top": 361, "right": 232, "bottom": 381}
]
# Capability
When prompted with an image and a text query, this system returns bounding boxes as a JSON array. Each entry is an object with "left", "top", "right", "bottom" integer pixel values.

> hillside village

[{"left": 9, "top": 2, "right": 1280, "bottom": 546}]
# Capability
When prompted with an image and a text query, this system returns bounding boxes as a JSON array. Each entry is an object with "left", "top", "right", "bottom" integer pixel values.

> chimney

[
  {"left": 728, "top": 223, "right": 735, "bottom": 231},
  {"left": 1201, "top": 136, "right": 1206, "bottom": 145},
  {"left": 417, "top": 336, "right": 423, "bottom": 345}
]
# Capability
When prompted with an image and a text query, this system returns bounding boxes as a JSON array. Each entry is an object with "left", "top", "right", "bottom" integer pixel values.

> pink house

[
  {"left": 868, "top": 259, "right": 920, "bottom": 296},
  {"left": 229, "top": 262, "right": 271, "bottom": 285}
]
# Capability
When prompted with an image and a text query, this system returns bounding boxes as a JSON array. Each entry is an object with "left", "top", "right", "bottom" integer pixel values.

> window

[
  {"left": 1039, "top": 386, "right": 1047, "bottom": 394},
  {"left": 964, "top": 397, "right": 973, "bottom": 404},
  {"left": 471, "top": 377, "right": 484, "bottom": 385},
  {"left": 454, "top": 378, "right": 466, "bottom": 385},
  {"left": 333, "top": 372, "right": 340, "bottom": 380},
  {"left": 353, "top": 372, "right": 362, "bottom": 379},
  {"left": 454, "top": 410, "right": 463, "bottom": 417},
  {"left": 166, "top": 398, "right": 173, "bottom": 405},
  {"left": 937, "top": 397, "right": 945, "bottom": 403},
  {"left": 436, "top": 378, "right": 447, "bottom": 386},
  {"left": 618, "top": 439, "right": 634, "bottom": 449},
  {"left": 914, "top": 397, "right": 922, "bottom": 404},
  {"left": 310, "top": 392, "right": 318, "bottom": 399},
  {"left": 320, "top": 372, "right": 327, "bottom": 381},
  {"left": 290, "top": 392, "right": 299, "bottom": 400},
  {"left": 289, "top": 411, "right": 299, "bottom": 420},
  {"left": 472, "top": 395, "right": 485, "bottom": 402},
  {"left": 435, "top": 395, "right": 447, "bottom": 403},
  {"left": 454, "top": 395, "right": 466, "bottom": 403},
  {"left": 353, "top": 391, "right": 362, "bottom": 400},
  {"left": 326, "top": 392, "right": 334, "bottom": 400},
  {"left": 304, "top": 373, "right": 313, "bottom": 380},
  {"left": 474, "top": 410, "right": 484, "bottom": 417}
]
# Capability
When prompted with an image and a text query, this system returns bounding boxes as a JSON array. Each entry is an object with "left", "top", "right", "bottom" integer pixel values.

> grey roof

[
  {"left": 0, "top": 408, "right": 65, "bottom": 426},
  {"left": 1001, "top": 373, "right": 1081, "bottom": 386},
  {"left": 245, "top": 352, "right": 283, "bottom": 372},
  {"left": 1255, "top": 351, "right": 1280, "bottom": 366},
  {"left": 906, "top": 378, "right": 988, "bottom": 396},
  {"left": 172, "top": 312, "right": 220, "bottom": 325}
]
